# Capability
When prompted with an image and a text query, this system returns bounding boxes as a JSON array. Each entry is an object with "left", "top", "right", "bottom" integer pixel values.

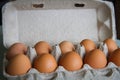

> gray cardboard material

[{"left": 2, "top": 0, "right": 119, "bottom": 80}]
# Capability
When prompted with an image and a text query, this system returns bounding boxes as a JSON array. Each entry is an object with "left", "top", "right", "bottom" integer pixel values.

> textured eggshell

[
  {"left": 104, "top": 38, "right": 118, "bottom": 54},
  {"left": 108, "top": 48, "right": 120, "bottom": 66},
  {"left": 84, "top": 49, "right": 107, "bottom": 69},
  {"left": 33, "top": 53, "right": 57, "bottom": 73},
  {"left": 6, "top": 54, "right": 31, "bottom": 76},
  {"left": 6, "top": 43, "right": 27, "bottom": 60},
  {"left": 59, "top": 41, "right": 75, "bottom": 54},
  {"left": 59, "top": 51, "right": 83, "bottom": 71},
  {"left": 34, "top": 41, "right": 52, "bottom": 55},
  {"left": 80, "top": 39, "right": 96, "bottom": 54}
]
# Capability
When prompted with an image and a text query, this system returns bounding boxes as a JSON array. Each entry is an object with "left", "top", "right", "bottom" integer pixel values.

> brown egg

[
  {"left": 6, "top": 43, "right": 27, "bottom": 60},
  {"left": 34, "top": 41, "right": 52, "bottom": 55},
  {"left": 33, "top": 53, "right": 57, "bottom": 73},
  {"left": 104, "top": 38, "right": 118, "bottom": 54},
  {"left": 84, "top": 49, "right": 107, "bottom": 69},
  {"left": 6, "top": 54, "right": 31, "bottom": 76},
  {"left": 80, "top": 39, "right": 96, "bottom": 54},
  {"left": 108, "top": 48, "right": 120, "bottom": 66},
  {"left": 59, "top": 51, "right": 83, "bottom": 71},
  {"left": 59, "top": 41, "right": 75, "bottom": 54}
]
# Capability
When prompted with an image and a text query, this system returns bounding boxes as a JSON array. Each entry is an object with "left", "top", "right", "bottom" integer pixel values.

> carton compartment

[{"left": 3, "top": 42, "right": 120, "bottom": 80}]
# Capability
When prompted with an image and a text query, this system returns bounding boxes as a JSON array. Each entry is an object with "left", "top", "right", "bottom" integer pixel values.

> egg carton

[
  {"left": 3, "top": 43, "right": 120, "bottom": 80},
  {"left": 2, "top": 0, "right": 118, "bottom": 80}
]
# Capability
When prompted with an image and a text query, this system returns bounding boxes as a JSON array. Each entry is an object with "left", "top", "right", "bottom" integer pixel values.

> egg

[
  {"left": 84, "top": 49, "right": 107, "bottom": 69},
  {"left": 59, "top": 41, "right": 75, "bottom": 54},
  {"left": 34, "top": 41, "right": 52, "bottom": 55},
  {"left": 104, "top": 38, "right": 118, "bottom": 54},
  {"left": 108, "top": 48, "right": 120, "bottom": 66},
  {"left": 80, "top": 39, "right": 96, "bottom": 54},
  {"left": 59, "top": 51, "right": 83, "bottom": 71},
  {"left": 6, "top": 43, "right": 27, "bottom": 60},
  {"left": 6, "top": 54, "right": 31, "bottom": 76},
  {"left": 33, "top": 53, "right": 57, "bottom": 73}
]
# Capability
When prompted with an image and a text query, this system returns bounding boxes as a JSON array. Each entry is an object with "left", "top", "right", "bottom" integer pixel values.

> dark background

[{"left": 114, "top": 0, "right": 120, "bottom": 39}]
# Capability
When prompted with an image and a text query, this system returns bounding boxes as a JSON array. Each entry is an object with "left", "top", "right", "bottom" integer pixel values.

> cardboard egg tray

[
  {"left": 2, "top": 0, "right": 120, "bottom": 80},
  {"left": 3, "top": 43, "right": 120, "bottom": 80}
]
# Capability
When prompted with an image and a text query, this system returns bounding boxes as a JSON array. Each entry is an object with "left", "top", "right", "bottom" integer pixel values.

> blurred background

[{"left": 0, "top": 0, "right": 119, "bottom": 80}]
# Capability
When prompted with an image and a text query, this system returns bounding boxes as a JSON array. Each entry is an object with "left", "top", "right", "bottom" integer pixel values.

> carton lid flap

[{"left": 2, "top": 0, "right": 116, "bottom": 48}]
